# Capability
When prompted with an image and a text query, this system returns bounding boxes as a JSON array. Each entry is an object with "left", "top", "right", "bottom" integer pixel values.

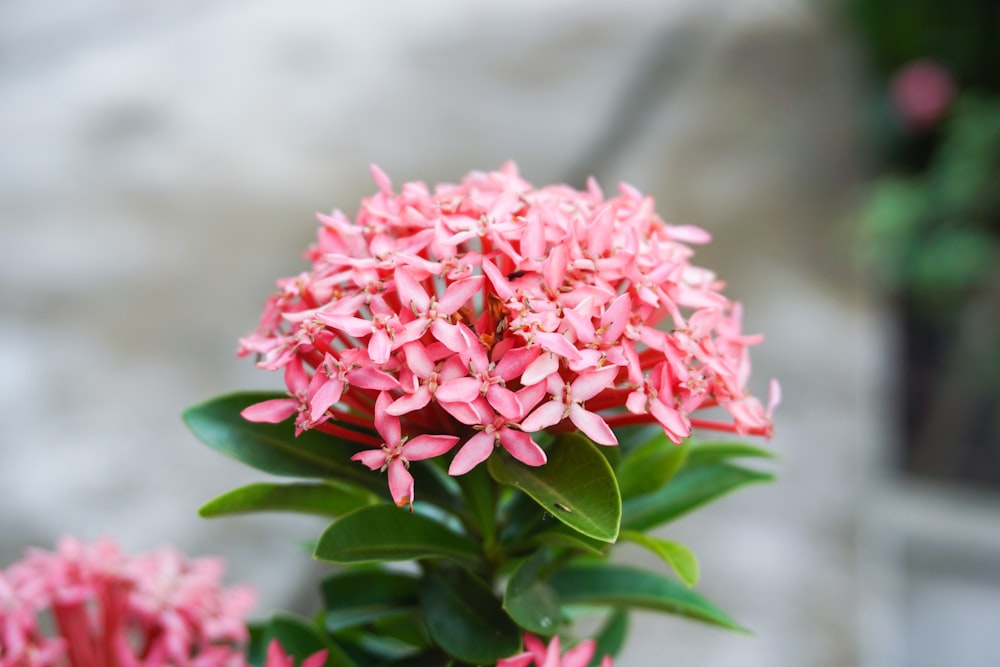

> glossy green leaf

[
  {"left": 622, "top": 463, "right": 774, "bottom": 532},
  {"left": 548, "top": 565, "right": 745, "bottom": 632},
  {"left": 370, "top": 611, "right": 431, "bottom": 651},
  {"left": 406, "top": 460, "right": 466, "bottom": 513},
  {"left": 499, "top": 488, "right": 547, "bottom": 547},
  {"left": 199, "top": 481, "right": 378, "bottom": 519},
  {"left": 455, "top": 464, "right": 496, "bottom": 543},
  {"left": 321, "top": 568, "right": 420, "bottom": 631},
  {"left": 419, "top": 565, "right": 521, "bottom": 664},
  {"left": 531, "top": 523, "right": 610, "bottom": 557},
  {"left": 615, "top": 434, "right": 688, "bottom": 498},
  {"left": 619, "top": 530, "right": 700, "bottom": 586},
  {"left": 503, "top": 552, "right": 563, "bottom": 634},
  {"left": 595, "top": 443, "right": 621, "bottom": 470},
  {"left": 612, "top": 425, "right": 663, "bottom": 454},
  {"left": 332, "top": 613, "right": 427, "bottom": 662},
  {"left": 183, "top": 392, "right": 379, "bottom": 489},
  {"left": 685, "top": 441, "right": 776, "bottom": 466},
  {"left": 314, "top": 505, "right": 479, "bottom": 565},
  {"left": 590, "top": 610, "right": 629, "bottom": 666},
  {"left": 257, "top": 613, "right": 358, "bottom": 667},
  {"left": 488, "top": 434, "right": 621, "bottom": 543}
]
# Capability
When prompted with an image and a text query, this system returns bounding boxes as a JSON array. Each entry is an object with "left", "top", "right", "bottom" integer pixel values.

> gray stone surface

[{"left": 0, "top": 1, "right": 920, "bottom": 664}]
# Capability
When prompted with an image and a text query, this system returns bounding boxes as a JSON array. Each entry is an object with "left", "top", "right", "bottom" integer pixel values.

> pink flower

[
  {"left": 497, "top": 634, "right": 614, "bottom": 667},
  {"left": 890, "top": 59, "right": 956, "bottom": 130},
  {"left": 240, "top": 163, "right": 777, "bottom": 504},
  {"left": 352, "top": 393, "right": 459, "bottom": 509},
  {"left": 0, "top": 537, "right": 255, "bottom": 667},
  {"left": 259, "top": 639, "right": 327, "bottom": 667}
]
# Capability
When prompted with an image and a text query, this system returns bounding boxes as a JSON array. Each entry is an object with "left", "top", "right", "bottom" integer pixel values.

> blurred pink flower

[
  {"left": 497, "top": 634, "right": 613, "bottom": 667},
  {"left": 890, "top": 59, "right": 956, "bottom": 130},
  {"left": 240, "top": 163, "right": 778, "bottom": 503},
  {"left": 0, "top": 537, "right": 255, "bottom": 667},
  {"left": 259, "top": 640, "right": 326, "bottom": 667}
]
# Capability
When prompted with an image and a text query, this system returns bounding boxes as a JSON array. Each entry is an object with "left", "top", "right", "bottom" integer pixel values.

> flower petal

[
  {"left": 521, "top": 352, "right": 559, "bottom": 387},
  {"left": 373, "top": 393, "right": 401, "bottom": 446},
  {"left": 600, "top": 293, "right": 631, "bottom": 341},
  {"left": 440, "top": 397, "right": 491, "bottom": 426},
  {"left": 394, "top": 268, "right": 431, "bottom": 312},
  {"left": 402, "top": 434, "right": 459, "bottom": 461},
  {"left": 563, "top": 640, "right": 597, "bottom": 667},
  {"left": 241, "top": 399, "right": 297, "bottom": 424},
  {"left": 498, "top": 429, "right": 546, "bottom": 467},
  {"left": 309, "top": 379, "right": 344, "bottom": 421},
  {"left": 431, "top": 320, "right": 470, "bottom": 352},
  {"left": 520, "top": 400, "right": 565, "bottom": 433},
  {"left": 402, "top": 341, "right": 435, "bottom": 378},
  {"left": 434, "top": 377, "right": 481, "bottom": 404},
  {"left": 347, "top": 366, "right": 400, "bottom": 391},
  {"left": 351, "top": 449, "right": 388, "bottom": 470},
  {"left": 487, "top": 385, "right": 523, "bottom": 421},
  {"left": 388, "top": 460, "right": 415, "bottom": 508},
  {"left": 386, "top": 387, "right": 431, "bottom": 416},
  {"left": 368, "top": 330, "right": 392, "bottom": 364},
  {"left": 493, "top": 346, "right": 540, "bottom": 381},
  {"left": 568, "top": 404, "right": 618, "bottom": 446},
  {"left": 570, "top": 366, "right": 619, "bottom": 402},
  {"left": 448, "top": 431, "right": 495, "bottom": 476},
  {"left": 649, "top": 399, "right": 690, "bottom": 444},
  {"left": 438, "top": 276, "right": 485, "bottom": 314}
]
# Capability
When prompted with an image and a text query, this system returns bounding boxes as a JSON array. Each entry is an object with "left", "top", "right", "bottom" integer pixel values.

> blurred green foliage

[
  {"left": 848, "top": 0, "right": 1000, "bottom": 484},
  {"left": 861, "top": 96, "right": 1000, "bottom": 315},
  {"left": 847, "top": 0, "right": 999, "bottom": 89}
]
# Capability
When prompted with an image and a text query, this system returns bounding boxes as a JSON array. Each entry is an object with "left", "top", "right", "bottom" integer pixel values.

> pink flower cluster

[
  {"left": 240, "top": 163, "right": 778, "bottom": 506},
  {"left": 498, "top": 634, "right": 613, "bottom": 667},
  {"left": 0, "top": 538, "right": 255, "bottom": 667}
]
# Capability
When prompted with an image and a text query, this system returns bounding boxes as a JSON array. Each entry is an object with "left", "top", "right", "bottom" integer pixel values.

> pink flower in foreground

[
  {"left": 260, "top": 639, "right": 326, "bottom": 667},
  {"left": 0, "top": 537, "right": 255, "bottom": 667},
  {"left": 240, "top": 163, "right": 778, "bottom": 504},
  {"left": 351, "top": 393, "right": 459, "bottom": 508},
  {"left": 497, "top": 634, "right": 613, "bottom": 667}
]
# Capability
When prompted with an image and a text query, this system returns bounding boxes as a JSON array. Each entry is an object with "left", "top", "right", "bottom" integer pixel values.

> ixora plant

[
  {"left": 176, "top": 163, "right": 779, "bottom": 666},
  {"left": 0, "top": 165, "right": 776, "bottom": 666}
]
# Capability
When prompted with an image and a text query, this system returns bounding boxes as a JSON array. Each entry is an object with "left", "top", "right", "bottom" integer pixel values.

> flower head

[
  {"left": 0, "top": 537, "right": 255, "bottom": 667},
  {"left": 241, "top": 163, "right": 778, "bottom": 504}
]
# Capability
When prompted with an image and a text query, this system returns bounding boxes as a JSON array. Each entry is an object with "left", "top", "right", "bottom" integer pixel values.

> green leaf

[
  {"left": 183, "top": 392, "right": 380, "bottom": 489},
  {"left": 619, "top": 530, "right": 700, "bottom": 586},
  {"left": 370, "top": 611, "right": 431, "bottom": 651},
  {"left": 488, "top": 433, "right": 621, "bottom": 543},
  {"left": 503, "top": 552, "right": 563, "bottom": 634},
  {"left": 321, "top": 568, "right": 420, "bottom": 631},
  {"left": 419, "top": 565, "right": 521, "bottom": 664},
  {"left": 613, "top": 425, "right": 663, "bottom": 454},
  {"left": 531, "top": 523, "right": 610, "bottom": 557},
  {"left": 622, "top": 463, "right": 774, "bottom": 532},
  {"left": 199, "top": 481, "right": 378, "bottom": 519},
  {"left": 616, "top": 434, "right": 688, "bottom": 498},
  {"left": 332, "top": 612, "right": 427, "bottom": 662},
  {"left": 685, "top": 441, "right": 776, "bottom": 466},
  {"left": 257, "top": 613, "right": 359, "bottom": 667},
  {"left": 548, "top": 565, "right": 745, "bottom": 632},
  {"left": 455, "top": 464, "right": 496, "bottom": 543},
  {"left": 314, "top": 505, "right": 480, "bottom": 565},
  {"left": 590, "top": 610, "right": 629, "bottom": 666},
  {"left": 499, "top": 488, "right": 547, "bottom": 546}
]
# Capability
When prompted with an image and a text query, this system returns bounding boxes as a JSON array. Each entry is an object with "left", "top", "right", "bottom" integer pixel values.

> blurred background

[{"left": 1, "top": 1, "right": 997, "bottom": 665}]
